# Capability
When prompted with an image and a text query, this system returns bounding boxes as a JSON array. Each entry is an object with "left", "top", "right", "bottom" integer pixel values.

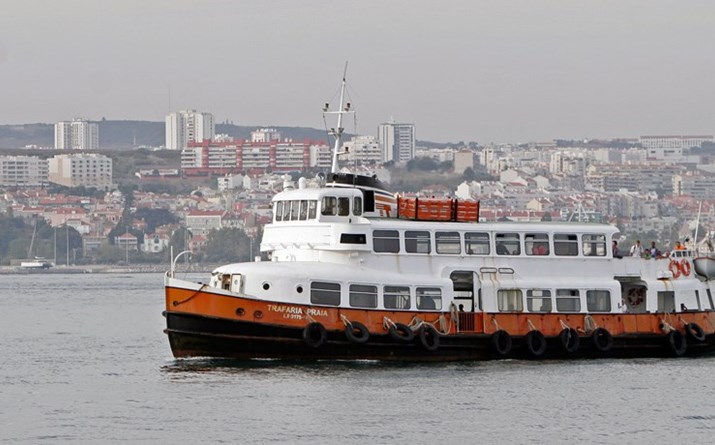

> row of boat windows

[
  {"left": 309, "top": 281, "right": 611, "bottom": 313},
  {"left": 372, "top": 230, "right": 608, "bottom": 257},
  {"left": 274, "top": 197, "right": 363, "bottom": 221}
]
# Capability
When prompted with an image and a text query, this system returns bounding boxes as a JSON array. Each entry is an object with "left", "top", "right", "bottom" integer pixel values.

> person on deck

[
  {"left": 612, "top": 240, "right": 622, "bottom": 258},
  {"left": 675, "top": 241, "right": 686, "bottom": 251},
  {"left": 630, "top": 240, "right": 644, "bottom": 257},
  {"left": 649, "top": 241, "right": 661, "bottom": 259}
]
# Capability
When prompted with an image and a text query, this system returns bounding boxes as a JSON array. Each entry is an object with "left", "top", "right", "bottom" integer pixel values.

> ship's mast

[{"left": 324, "top": 62, "right": 354, "bottom": 174}]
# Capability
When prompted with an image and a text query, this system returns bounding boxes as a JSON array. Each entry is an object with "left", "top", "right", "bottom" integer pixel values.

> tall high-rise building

[
  {"left": 165, "top": 110, "right": 215, "bottom": 150},
  {"left": 54, "top": 119, "right": 99, "bottom": 150},
  {"left": 378, "top": 121, "right": 415, "bottom": 163}
]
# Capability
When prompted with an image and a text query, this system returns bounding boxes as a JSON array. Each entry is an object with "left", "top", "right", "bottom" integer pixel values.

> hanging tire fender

[
  {"left": 666, "top": 330, "right": 687, "bottom": 356},
  {"left": 417, "top": 324, "right": 440, "bottom": 351},
  {"left": 345, "top": 321, "right": 370, "bottom": 344},
  {"left": 303, "top": 322, "right": 327, "bottom": 348},
  {"left": 525, "top": 330, "right": 547, "bottom": 357},
  {"left": 389, "top": 322, "right": 415, "bottom": 343},
  {"left": 684, "top": 323, "right": 706, "bottom": 343},
  {"left": 559, "top": 328, "right": 580, "bottom": 353},
  {"left": 591, "top": 327, "right": 613, "bottom": 352},
  {"left": 491, "top": 329, "right": 512, "bottom": 357}
]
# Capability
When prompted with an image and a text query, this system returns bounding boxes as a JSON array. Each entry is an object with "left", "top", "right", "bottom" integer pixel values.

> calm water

[{"left": 1, "top": 273, "right": 714, "bottom": 444}]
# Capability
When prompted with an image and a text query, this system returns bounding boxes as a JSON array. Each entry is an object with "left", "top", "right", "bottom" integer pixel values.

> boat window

[
  {"left": 363, "top": 190, "right": 375, "bottom": 213},
  {"left": 384, "top": 286, "right": 411, "bottom": 309},
  {"left": 290, "top": 200, "right": 300, "bottom": 221},
  {"left": 556, "top": 289, "right": 581, "bottom": 312},
  {"left": 527, "top": 289, "right": 552, "bottom": 312},
  {"left": 583, "top": 234, "right": 607, "bottom": 257},
  {"left": 525, "top": 233, "right": 549, "bottom": 256},
  {"left": 586, "top": 290, "right": 611, "bottom": 312},
  {"left": 310, "top": 282, "right": 341, "bottom": 306},
  {"left": 299, "top": 200, "right": 308, "bottom": 220},
  {"left": 308, "top": 200, "right": 317, "bottom": 219},
  {"left": 353, "top": 197, "right": 363, "bottom": 216},
  {"left": 554, "top": 234, "right": 579, "bottom": 256},
  {"left": 373, "top": 230, "right": 400, "bottom": 253},
  {"left": 495, "top": 233, "right": 520, "bottom": 256},
  {"left": 436, "top": 231, "right": 462, "bottom": 254},
  {"left": 405, "top": 231, "right": 431, "bottom": 254},
  {"left": 416, "top": 287, "right": 442, "bottom": 310},
  {"left": 497, "top": 289, "right": 523, "bottom": 312},
  {"left": 321, "top": 196, "right": 337, "bottom": 216},
  {"left": 274, "top": 201, "right": 284, "bottom": 222},
  {"left": 465, "top": 232, "right": 490, "bottom": 255},
  {"left": 349, "top": 284, "right": 378, "bottom": 308},
  {"left": 338, "top": 197, "right": 350, "bottom": 216}
]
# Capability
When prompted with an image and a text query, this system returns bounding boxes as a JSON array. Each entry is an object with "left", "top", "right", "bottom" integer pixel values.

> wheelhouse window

[
  {"left": 274, "top": 201, "right": 284, "bottom": 222},
  {"left": 497, "top": 289, "right": 523, "bottom": 311},
  {"left": 353, "top": 197, "right": 363, "bottom": 216},
  {"left": 586, "top": 290, "right": 611, "bottom": 312},
  {"left": 308, "top": 200, "right": 317, "bottom": 219},
  {"left": 299, "top": 200, "right": 308, "bottom": 220},
  {"left": 554, "top": 234, "right": 579, "bottom": 256},
  {"left": 321, "top": 196, "right": 337, "bottom": 216},
  {"left": 384, "top": 286, "right": 411, "bottom": 310},
  {"left": 349, "top": 284, "right": 377, "bottom": 308},
  {"left": 405, "top": 231, "right": 431, "bottom": 254},
  {"left": 290, "top": 200, "right": 300, "bottom": 220},
  {"left": 525, "top": 233, "right": 549, "bottom": 256},
  {"left": 436, "top": 231, "right": 461, "bottom": 254},
  {"left": 496, "top": 233, "right": 520, "bottom": 256},
  {"left": 556, "top": 289, "right": 581, "bottom": 312},
  {"left": 373, "top": 230, "right": 400, "bottom": 253},
  {"left": 465, "top": 232, "right": 490, "bottom": 255},
  {"left": 416, "top": 287, "right": 442, "bottom": 310},
  {"left": 527, "top": 289, "right": 552, "bottom": 312},
  {"left": 583, "top": 234, "right": 607, "bottom": 257},
  {"left": 338, "top": 197, "right": 350, "bottom": 216},
  {"left": 310, "top": 282, "right": 341, "bottom": 306}
]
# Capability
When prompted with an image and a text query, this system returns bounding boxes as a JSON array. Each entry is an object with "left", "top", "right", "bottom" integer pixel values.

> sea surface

[{"left": 1, "top": 273, "right": 714, "bottom": 444}]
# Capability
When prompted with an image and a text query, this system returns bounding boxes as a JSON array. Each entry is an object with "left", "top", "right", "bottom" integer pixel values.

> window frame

[
  {"left": 495, "top": 233, "right": 521, "bottom": 256},
  {"left": 349, "top": 284, "right": 378, "bottom": 308},
  {"left": 465, "top": 232, "right": 490, "bottom": 255},
  {"left": 556, "top": 289, "right": 581, "bottom": 312},
  {"left": 586, "top": 289, "right": 611, "bottom": 312},
  {"left": 497, "top": 288, "right": 524, "bottom": 312},
  {"left": 526, "top": 289, "right": 552, "bottom": 312},
  {"left": 416, "top": 287, "right": 442, "bottom": 310},
  {"left": 372, "top": 229, "right": 400, "bottom": 253},
  {"left": 435, "top": 231, "right": 462, "bottom": 255},
  {"left": 310, "top": 281, "right": 341, "bottom": 306},
  {"left": 405, "top": 230, "right": 431, "bottom": 254},
  {"left": 383, "top": 285, "right": 411, "bottom": 310},
  {"left": 554, "top": 234, "right": 579, "bottom": 256}
]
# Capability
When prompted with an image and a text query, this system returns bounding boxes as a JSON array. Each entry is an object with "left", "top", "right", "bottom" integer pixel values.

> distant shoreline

[{"left": 0, "top": 264, "right": 220, "bottom": 275}]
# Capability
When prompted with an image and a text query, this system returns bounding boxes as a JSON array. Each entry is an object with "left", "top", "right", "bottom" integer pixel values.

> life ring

[
  {"left": 666, "top": 330, "right": 687, "bottom": 356},
  {"left": 685, "top": 322, "right": 706, "bottom": 342},
  {"left": 524, "top": 330, "right": 547, "bottom": 357},
  {"left": 626, "top": 288, "right": 645, "bottom": 306},
  {"left": 344, "top": 321, "right": 370, "bottom": 344},
  {"left": 559, "top": 328, "right": 580, "bottom": 353},
  {"left": 669, "top": 260, "right": 681, "bottom": 279},
  {"left": 491, "top": 330, "right": 512, "bottom": 357},
  {"left": 303, "top": 322, "right": 327, "bottom": 348},
  {"left": 389, "top": 322, "right": 415, "bottom": 343},
  {"left": 591, "top": 327, "right": 613, "bottom": 352},
  {"left": 679, "top": 259, "right": 691, "bottom": 276},
  {"left": 417, "top": 324, "right": 440, "bottom": 351}
]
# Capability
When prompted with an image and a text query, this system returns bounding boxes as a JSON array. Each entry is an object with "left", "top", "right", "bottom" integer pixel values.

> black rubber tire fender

[
  {"left": 558, "top": 328, "right": 580, "bottom": 353},
  {"left": 417, "top": 324, "right": 440, "bottom": 351},
  {"left": 491, "top": 329, "right": 512, "bottom": 357},
  {"left": 591, "top": 327, "right": 613, "bottom": 352},
  {"left": 667, "top": 330, "right": 688, "bottom": 357},
  {"left": 685, "top": 323, "right": 706, "bottom": 342},
  {"left": 525, "top": 330, "right": 547, "bottom": 357},
  {"left": 389, "top": 322, "right": 415, "bottom": 343},
  {"left": 302, "top": 322, "right": 327, "bottom": 348},
  {"left": 344, "top": 321, "right": 370, "bottom": 344}
]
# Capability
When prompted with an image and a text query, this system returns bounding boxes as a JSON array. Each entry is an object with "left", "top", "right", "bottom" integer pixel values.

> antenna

[{"left": 324, "top": 61, "right": 355, "bottom": 174}]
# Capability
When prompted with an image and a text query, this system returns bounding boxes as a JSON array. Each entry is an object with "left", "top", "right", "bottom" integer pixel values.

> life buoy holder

[
  {"left": 344, "top": 321, "right": 370, "bottom": 344},
  {"left": 389, "top": 322, "right": 415, "bottom": 343},
  {"left": 591, "top": 327, "right": 613, "bottom": 352},
  {"left": 626, "top": 288, "right": 645, "bottom": 306},
  {"left": 303, "top": 322, "right": 327, "bottom": 348},
  {"left": 685, "top": 322, "right": 706, "bottom": 342},
  {"left": 669, "top": 260, "right": 681, "bottom": 279},
  {"left": 417, "top": 324, "right": 440, "bottom": 351},
  {"left": 491, "top": 330, "right": 512, "bottom": 357},
  {"left": 679, "top": 259, "right": 691, "bottom": 277},
  {"left": 666, "top": 330, "right": 687, "bottom": 356},
  {"left": 559, "top": 328, "right": 580, "bottom": 353},
  {"left": 524, "top": 330, "right": 547, "bottom": 357}
]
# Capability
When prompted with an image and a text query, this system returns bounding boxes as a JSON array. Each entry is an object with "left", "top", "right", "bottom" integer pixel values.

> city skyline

[{"left": 2, "top": 1, "right": 715, "bottom": 143}]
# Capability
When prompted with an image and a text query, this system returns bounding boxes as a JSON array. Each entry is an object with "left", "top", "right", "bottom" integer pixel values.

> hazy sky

[{"left": 2, "top": 0, "right": 714, "bottom": 143}]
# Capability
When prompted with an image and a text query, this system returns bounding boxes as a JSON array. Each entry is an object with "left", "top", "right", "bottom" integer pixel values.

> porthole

[
  {"left": 262, "top": 282, "right": 270, "bottom": 291},
  {"left": 296, "top": 285, "right": 304, "bottom": 294}
]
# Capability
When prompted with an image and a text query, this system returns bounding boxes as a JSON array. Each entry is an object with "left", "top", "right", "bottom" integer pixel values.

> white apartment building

[
  {"left": 251, "top": 128, "right": 281, "bottom": 143},
  {"left": 0, "top": 156, "right": 49, "bottom": 187},
  {"left": 54, "top": 119, "right": 99, "bottom": 150},
  {"left": 378, "top": 122, "right": 415, "bottom": 163},
  {"left": 673, "top": 174, "right": 715, "bottom": 200},
  {"left": 343, "top": 135, "right": 383, "bottom": 164},
  {"left": 165, "top": 110, "right": 215, "bottom": 150},
  {"left": 640, "top": 135, "right": 713, "bottom": 162},
  {"left": 48, "top": 153, "right": 113, "bottom": 189}
]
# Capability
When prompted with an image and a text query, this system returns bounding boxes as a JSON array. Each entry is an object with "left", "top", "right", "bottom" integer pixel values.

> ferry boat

[{"left": 163, "top": 71, "right": 715, "bottom": 361}]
